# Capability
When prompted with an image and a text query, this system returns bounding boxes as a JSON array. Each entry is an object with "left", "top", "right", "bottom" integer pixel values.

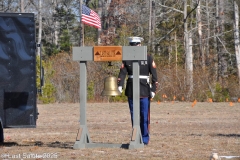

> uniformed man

[{"left": 117, "top": 37, "right": 158, "bottom": 145}]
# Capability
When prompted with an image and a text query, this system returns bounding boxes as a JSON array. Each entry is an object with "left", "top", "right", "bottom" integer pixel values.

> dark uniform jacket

[{"left": 117, "top": 54, "right": 158, "bottom": 98}]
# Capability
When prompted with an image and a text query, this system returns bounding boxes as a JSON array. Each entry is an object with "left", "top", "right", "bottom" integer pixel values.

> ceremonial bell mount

[{"left": 72, "top": 46, "right": 147, "bottom": 149}]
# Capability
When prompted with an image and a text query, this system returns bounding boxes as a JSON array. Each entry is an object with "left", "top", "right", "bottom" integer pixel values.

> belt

[
  {"left": 128, "top": 75, "right": 149, "bottom": 83},
  {"left": 128, "top": 75, "right": 149, "bottom": 79}
]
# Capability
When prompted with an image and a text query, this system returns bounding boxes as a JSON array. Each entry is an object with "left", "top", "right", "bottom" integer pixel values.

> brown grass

[{"left": 1, "top": 102, "right": 240, "bottom": 160}]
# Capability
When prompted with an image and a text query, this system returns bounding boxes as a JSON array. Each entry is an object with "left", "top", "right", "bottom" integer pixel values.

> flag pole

[
  {"left": 97, "top": 0, "right": 102, "bottom": 46},
  {"left": 79, "top": 0, "right": 83, "bottom": 46},
  {"left": 83, "top": 24, "right": 84, "bottom": 46}
]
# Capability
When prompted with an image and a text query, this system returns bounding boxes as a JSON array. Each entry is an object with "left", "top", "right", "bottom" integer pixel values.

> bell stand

[{"left": 72, "top": 46, "right": 147, "bottom": 149}]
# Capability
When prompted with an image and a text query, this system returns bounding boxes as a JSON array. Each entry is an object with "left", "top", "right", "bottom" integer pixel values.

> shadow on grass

[
  {"left": 1, "top": 141, "right": 130, "bottom": 149},
  {"left": 46, "top": 141, "right": 74, "bottom": 149},
  {"left": 212, "top": 134, "right": 240, "bottom": 137},
  {"left": 188, "top": 134, "right": 203, "bottom": 136},
  {"left": 46, "top": 141, "right": 129, "bottom": 149},
  {"left": 0, "top": 141, "right": 73, "bottom": 149},
  {"left": 0, "top": 142, "right": 18, "bottom": 146}
]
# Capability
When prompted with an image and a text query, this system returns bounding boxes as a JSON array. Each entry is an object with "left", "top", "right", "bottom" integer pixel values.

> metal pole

[
  {"left": 73, "top": 61, "right": 91, "bottom": 149},
  {"left": 80, "top": 62, "right": 87, "bottom": 125},
  {"left": 129, "top": 60, "right": 144, "bottom": 149},
  {"left": 79, "top": 0, "right": 83, "bottom": 46},
  {"left": 132, "top": 61, "right": 140, "bottom": 127}
]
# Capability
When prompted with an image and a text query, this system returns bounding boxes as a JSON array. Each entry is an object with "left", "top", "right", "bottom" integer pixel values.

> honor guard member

[{"left": 117, "top": 36, "right": 158, "bottom": 145}]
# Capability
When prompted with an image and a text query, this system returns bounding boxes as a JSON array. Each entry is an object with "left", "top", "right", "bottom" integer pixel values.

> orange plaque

[{"left": 94, "top": 46, "right": 122, "bottom": 61}]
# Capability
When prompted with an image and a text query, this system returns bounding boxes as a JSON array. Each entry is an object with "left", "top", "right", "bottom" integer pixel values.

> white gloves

[
  {"left": 118, "top": 86, "right": 123, "bottom": 93},
  {"left": 118, "top": 86, "right": 155, "bottom": 98},
  {"left": 151, "top": 92, "right": 155, "bottom": 99}
]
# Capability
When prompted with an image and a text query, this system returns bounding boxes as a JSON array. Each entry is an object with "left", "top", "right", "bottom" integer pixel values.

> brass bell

[{"left": 101, "top": 76, "right": 121, "bottom": 96}]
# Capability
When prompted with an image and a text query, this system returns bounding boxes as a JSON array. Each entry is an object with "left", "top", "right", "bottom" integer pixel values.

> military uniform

[
  {"left": 117, "top": 37, "right": 158, "bottom": 145},
  {"left": 117, "top": 55, "right": 158, "bottom": 97}
]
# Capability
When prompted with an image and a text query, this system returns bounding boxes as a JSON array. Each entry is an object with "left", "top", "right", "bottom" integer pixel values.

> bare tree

[
  {"left": 52, "top": 0, "right": 59, "bottom": 46},
  {"left": 184, "top": 0, "right": 193, "bottom": 99},
  {"left": 197, "top": 0, "right": 204, "bottom": 69},
  {"left": 216, "top": 0, "right": 228, "bottom": 84},
  {"left": 205, "top": 0, "right": 210, "bottom": 63},
  {"left": 98, "top": 0, "right": 103, "bottom": 45},
  {"left": 148, "top": 0, "right": 152, "bottom": 46},
  {"left": 20, "top": 0, "right": 24, "bottom": 12},
  {"left": 0, "top": 0, "right": 16, "bottom": 12},
  {"left": 233, "top": 0, "right": 240, "bottom": 85},
  {"left": 152, "top": 0, "right": 156, "bottom": 53},
  {"left": 37, "top": 0, "right": 42, "bottom": 56}
]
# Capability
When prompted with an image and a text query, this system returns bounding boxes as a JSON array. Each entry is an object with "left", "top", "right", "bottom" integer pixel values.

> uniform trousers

[{"left": 128, "top": 97, "right": 150, "bottom": 144}]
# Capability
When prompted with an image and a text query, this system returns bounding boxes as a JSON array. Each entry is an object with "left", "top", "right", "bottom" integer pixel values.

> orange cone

[
  {"left": 208, "top": 98, "right": 213, "bottom": 102},
  {"left": 192, "top": 99, "right": 197, "bottom": 107}
]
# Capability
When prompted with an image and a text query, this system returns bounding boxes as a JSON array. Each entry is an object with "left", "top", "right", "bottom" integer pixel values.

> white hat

[{"left": 127, "top": 37, "right": 144, "bottom": 43}]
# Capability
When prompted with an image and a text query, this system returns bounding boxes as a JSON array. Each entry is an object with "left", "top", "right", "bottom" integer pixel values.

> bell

[{"left": 101, "top": 76, "right": 121, "bottom": 96}]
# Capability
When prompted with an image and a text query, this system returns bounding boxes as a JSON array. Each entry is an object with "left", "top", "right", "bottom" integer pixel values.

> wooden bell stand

[{"left": 72, "top": 46, "right": 147, "bottom": 149}]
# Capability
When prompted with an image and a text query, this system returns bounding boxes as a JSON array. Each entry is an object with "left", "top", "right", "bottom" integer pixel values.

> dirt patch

[{"left": 1, "top": 102, "right": 240, "bottom": 160}]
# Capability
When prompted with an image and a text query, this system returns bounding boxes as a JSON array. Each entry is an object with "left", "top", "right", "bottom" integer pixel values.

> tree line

[{"left": 1, "top": 0, "right": 240, "bottom": 103}]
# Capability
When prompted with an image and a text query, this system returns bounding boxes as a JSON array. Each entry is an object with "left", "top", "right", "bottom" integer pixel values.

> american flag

[{"left": 82, "top": 5, "right": 101, "bottom": 29}]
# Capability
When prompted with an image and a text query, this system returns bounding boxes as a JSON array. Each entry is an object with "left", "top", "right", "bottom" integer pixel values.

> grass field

[{"left": 1, "top": 102, "right": 240, "bottom": 160}]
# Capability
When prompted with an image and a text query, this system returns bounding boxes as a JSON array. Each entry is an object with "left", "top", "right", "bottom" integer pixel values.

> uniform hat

[{"left": 127, "top": 37, "right": 144, "bottom": 43}]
